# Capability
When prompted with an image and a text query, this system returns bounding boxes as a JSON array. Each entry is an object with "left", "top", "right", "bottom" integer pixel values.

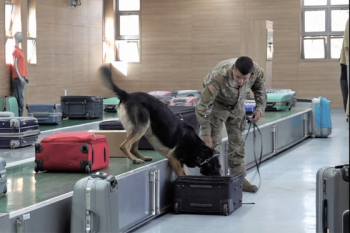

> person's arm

[
  {"left": 250, "top": 67, "right": 266, "bottom": 123},
  {"left": 195, "top": 73, "right": 220, "bottom": 146},
  {"left": 14, "top": 57, "right": 25, "bottom": 84}
]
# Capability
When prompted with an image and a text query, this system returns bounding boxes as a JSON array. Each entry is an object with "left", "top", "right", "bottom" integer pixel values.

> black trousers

[{"left": 340, "top": 64, "right": 348, "bottom": 112}]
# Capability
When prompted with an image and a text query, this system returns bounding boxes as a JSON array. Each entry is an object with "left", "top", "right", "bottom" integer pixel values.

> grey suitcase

[
  {"left": 316, "top": 165, "right": 349, "bottom": 233},
  {"left": 0, "top": 157, "right": 7, "bottom": 195},
  {"left": 71, "top": 172, "right": 119, "bottom": 233},
  {"left": 61, "top": 95, "right": 103, "bottom": 119},
  {"left": 0, "top": 111, "right": 15, "bottom": 118}
]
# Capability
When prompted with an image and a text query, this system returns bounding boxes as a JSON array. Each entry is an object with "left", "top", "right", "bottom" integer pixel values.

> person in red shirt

[{"left": 12, "top": 32, "right": 28, "bottom": 116}]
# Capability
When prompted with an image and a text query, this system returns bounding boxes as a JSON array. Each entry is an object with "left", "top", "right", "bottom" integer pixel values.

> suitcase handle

[
  {"left": 190, "top": 185, "right": 212, "bottom": 189},
  {"left": 91, "top": 172, "right": 108, "bottom": 179},
  {"left": 322, "top": 199, "right": 327, "bottom": 233},
  {"left": 86, "top": 209, "right": 100, "bottom": 233}
]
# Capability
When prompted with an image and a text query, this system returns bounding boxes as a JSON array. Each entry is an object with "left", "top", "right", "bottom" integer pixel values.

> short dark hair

[{"left": 234, "top": 56, "right": 254, "bottom": 75}]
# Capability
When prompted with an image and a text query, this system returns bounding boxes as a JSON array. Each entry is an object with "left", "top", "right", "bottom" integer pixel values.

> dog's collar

[{"left": 199, "top": 153, "right": 220, "bottom": 166}]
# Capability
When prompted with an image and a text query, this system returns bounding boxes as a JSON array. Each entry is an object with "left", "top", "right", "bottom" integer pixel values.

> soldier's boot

[
  {"left": 230, "top": 163, "right": 258, "bottom": 193},
  {"left": 242, "top": 178, "right": 258, "bottom": 193}
]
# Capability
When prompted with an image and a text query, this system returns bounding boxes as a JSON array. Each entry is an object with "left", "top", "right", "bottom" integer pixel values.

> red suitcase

[{"left": 34, "top": 132, "right": 109, "bottom": 173}]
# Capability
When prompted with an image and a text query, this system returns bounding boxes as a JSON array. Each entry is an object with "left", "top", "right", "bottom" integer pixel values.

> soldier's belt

[{"left": 216, "top": 100, "right": 236, "bottom": 110}]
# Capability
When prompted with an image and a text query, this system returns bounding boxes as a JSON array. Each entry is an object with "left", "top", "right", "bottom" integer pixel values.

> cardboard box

[{"left": 88, "top": 130, "right": 127, "bottom": 158}]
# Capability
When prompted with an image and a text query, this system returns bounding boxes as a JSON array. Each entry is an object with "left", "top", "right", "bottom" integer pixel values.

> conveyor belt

[{"left": 0, "top": 103, "right": 312, "bottom": 232}]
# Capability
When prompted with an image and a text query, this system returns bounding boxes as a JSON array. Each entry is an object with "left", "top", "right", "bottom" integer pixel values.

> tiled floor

[{"left": 132, "top": 109, "right": 349, "bottom": 233}]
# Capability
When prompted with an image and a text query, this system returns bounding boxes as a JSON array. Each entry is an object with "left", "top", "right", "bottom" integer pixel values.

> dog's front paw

[
  {"left": 133, "top": 159, "right": 145, "bottom": 164},
  {"left": 143, "top": 156, "right": 153, "bottom": 162}
]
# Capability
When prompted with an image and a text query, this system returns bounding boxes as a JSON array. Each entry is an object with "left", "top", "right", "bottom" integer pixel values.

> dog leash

[{"left": 217, "top": 114, "right": 264, "bottom": 193}]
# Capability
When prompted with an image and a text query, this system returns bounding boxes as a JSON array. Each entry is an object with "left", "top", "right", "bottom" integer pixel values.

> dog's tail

[{"left": 99, "top": 65, "right": 128, "bottom": 102}]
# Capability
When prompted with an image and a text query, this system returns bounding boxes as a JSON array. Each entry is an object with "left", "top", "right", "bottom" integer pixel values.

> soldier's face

[{"left": 232, "top": 68, "right": 251, "bottom": 86}]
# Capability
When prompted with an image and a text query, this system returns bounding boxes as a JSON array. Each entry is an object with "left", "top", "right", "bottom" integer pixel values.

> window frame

[
  {"left": 301, "top": 0, "right": 348, "bottom": 59},
  {"left": 115, "top": 0, "right": 141, "bottom": 63}
]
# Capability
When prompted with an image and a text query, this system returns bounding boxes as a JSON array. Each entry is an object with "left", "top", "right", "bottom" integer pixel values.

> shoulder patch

[{"left": 208, "top": 84, "right": 218, "bottom": 96}]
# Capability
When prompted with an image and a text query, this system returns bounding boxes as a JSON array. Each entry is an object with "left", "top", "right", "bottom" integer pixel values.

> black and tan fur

[{"left": 99, "top": 65, "right": 221, "bottom": 177}]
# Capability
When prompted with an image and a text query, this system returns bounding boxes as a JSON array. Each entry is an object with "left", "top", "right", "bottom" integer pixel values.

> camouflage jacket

[{"left": 195, "top": 58, "right": 267, "bottom": 136}]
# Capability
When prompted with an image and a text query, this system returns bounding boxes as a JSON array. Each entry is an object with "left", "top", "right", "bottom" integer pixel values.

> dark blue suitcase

[
  {"left": 61, "top": 96, "right": 103, "bottom": 119},
  {"left": 0, "top": 117, "right": 40, "bottom": 148},
  {"left": 26, "top": 103, "right": 62, "bottom": 124}
]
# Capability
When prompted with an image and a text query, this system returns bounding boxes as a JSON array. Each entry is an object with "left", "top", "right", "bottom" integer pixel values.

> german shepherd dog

[{"left": 99, "top": 65, "right": 222, "bottom": 177}]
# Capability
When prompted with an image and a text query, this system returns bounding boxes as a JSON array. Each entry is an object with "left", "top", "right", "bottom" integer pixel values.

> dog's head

[{"left": 198, "top": 145, "right": 222, "bottom": 176}]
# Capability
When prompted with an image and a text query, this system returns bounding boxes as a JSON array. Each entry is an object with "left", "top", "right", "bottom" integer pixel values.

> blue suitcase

[
  {"left": 61, "top": 96, "right": 103, "bottom": 119},
  {"left": 26, "top": 103, "right": 62, "bottom": 124},
  {"left": 0, "top": 157, "right": 7, "bottom": 195},
  {"left": 311, "top": 97, "right": 332, "bottom": 138},
  {"left": 0, "top": 117, "right": 40, "bottom": 148}
]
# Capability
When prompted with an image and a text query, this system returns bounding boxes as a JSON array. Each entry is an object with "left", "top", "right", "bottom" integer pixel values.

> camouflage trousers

[{"left": 200, "top": 103, "right": 247, "bottom": 176}]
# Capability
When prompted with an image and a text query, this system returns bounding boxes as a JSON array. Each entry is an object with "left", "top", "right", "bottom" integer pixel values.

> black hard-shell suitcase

[
  {"left": 0, "top": 117, "right": 40, "bottom": 148},
  {"left": 71, "top": 172, "right": 119, "bottom": 232},
  {"left": 316, "top": 164, "right": 349, "bottom": 233},
  {"left": 60, "top": 95, "right": 103, "bottom": 119},
  {"left": 173, "top": 174, "right": 243, "bottom": 216}
]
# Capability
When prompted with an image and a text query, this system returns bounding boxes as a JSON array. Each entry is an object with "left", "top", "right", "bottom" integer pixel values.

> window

[
  {"left": 5, "top": 0, "right": 14, "bottom": 64},
  {"left": 27, "top": 0, "right": 37, "bottom": 64},
  {"left": 301, "top": 0, "right": 348, "bottom": 59},
  {"left": 116, "top": 0, "right": 140, "bottom": 62}
]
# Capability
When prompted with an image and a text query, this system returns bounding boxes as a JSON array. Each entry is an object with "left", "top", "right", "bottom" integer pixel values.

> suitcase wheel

[
  {"left": 85, "top": 112, "right": 90, "bottom": 119},
  {"left": 174, "top": 202, "right": 179, "bottom": 214},
  {"left": 311, "top": 134, "right": 316, "bottom": 138},
  {"left": 2, "top": 186, "right": 7, "bottom": 195},
  {"left": 34, "top": 163, "right": 39, "bottom": 173},
  {"left": 222, "top": 203, "right": 228, "bottom": 216},
  {"left": 85, "top": 165, "right": 91, "bottom": 174}
]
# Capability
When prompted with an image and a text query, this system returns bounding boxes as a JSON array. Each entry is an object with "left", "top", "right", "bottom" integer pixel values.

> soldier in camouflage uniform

[{"left": 195, "top": 56, "right": 266, "bottom": 193}]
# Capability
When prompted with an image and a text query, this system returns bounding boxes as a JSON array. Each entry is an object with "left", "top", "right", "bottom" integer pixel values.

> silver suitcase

[
  {"left": 316, "top": 165, "right": 349, "bottom": 233},
  {"left": 71, "top": 172, "right": 119, "bottom": 233},
  {"left": 0, "top": 157, "right": 7, "bottom": 195}
]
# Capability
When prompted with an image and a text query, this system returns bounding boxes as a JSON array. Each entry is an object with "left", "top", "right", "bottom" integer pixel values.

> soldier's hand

[
  {"left": 203, "top": 135, "right": 212, "bottom": 148},
  {"left": 252, "top": 110, "right": 261, "bottom": 123}
]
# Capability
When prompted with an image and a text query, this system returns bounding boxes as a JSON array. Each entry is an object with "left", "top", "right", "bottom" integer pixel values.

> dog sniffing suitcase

[
  {"left": 316, "top": 165, "right": 349, "bottom": 233},
  {"left": 0, "top": 117, "right": 40, "bottom": 148},
  {"left": 311, "top": 97, "right": 332, "bottom": 138},
  {"left": 60, "top": 95, "right": 103, "bottom": 119},
  {"left": 71, "top": 172, "right": 119, "bottom": 233},
  {"left": 99, "top": 106, "right": 200, "bottom": 150},
  {"left": 173, "top": 174, "right": 243, "bottom": 216},
  {"left": 0, "top": 157, "right": 7, "bottom": 195},
  {"left": 34, "top": 132, "right": 109, "bottom": 173},
  {"left": 26, "top": 103, "right": 62, "bottom": 124}
]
